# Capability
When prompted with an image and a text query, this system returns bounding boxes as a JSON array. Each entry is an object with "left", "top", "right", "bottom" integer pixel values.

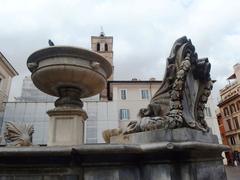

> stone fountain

[
  {"left": 27, "top": 46, "right": 112, "bottom": 145},
  {"left": 0, "top": 38, "right": 228, "bottom": 179}
]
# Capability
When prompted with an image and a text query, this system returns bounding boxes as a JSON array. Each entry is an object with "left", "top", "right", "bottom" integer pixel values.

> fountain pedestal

[
  {"left": 47, "top": 107, "right": 87, "bottom": 146},
  {"left": 47, "top": 87, "right": 88, "bottom": 146},
  {"left": 27, "top": 46, "right": 112, "bottom": 146}
]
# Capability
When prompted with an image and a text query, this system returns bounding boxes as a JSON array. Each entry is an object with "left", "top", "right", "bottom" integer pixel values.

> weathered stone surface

[
  {"left": 47, "top": 107, "right": 87, "bottom": 146},
  {"left": 103, "top": 128, "right": 122, "bottom": 143},
  {"left": 123, "top": 36, "right": 213, "bottom": 134},
  {"left": 0, "top": 142, "right": 228, "bottom": 180},
  {"left": 104, "top": 37, "right": 214, "bottom": 140},
  {"left": 110, "top": 128, "right": 218, "bottom": 144},
  {"left": 4, "top": 121, "right": 34, "bottom": 147}
]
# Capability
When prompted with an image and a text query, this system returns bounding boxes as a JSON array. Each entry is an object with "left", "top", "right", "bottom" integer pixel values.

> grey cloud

[{"left": 0, "top": 0, "right": 239, "bottom": 104}]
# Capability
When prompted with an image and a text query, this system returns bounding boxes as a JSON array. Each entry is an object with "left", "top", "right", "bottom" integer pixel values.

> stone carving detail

[
  {"left": 124, "top": 36, "right": 212, "bottom": 134},
  {"left": 4, "top": 121, "right": 34, "bottom": 147},
  {"left": 103, "top": 36, "right": 213, "bottom": 142},
  {"left": 102, "top": 128, "right": 123, "bottom": 143}
]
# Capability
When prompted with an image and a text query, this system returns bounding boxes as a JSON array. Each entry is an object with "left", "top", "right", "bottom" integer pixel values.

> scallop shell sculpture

[{"left": 4, "top": 121, "right": 34, "bottom": 147}]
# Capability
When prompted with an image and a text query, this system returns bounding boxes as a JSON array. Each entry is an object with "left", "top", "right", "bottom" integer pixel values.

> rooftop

[{"left": 0, "top": 51, "right": 18, "bottom": 77}]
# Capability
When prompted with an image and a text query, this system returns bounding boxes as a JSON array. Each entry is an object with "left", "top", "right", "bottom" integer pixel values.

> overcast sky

[{"left": 0, "top": 0, "right": 240, "bottom": 102}]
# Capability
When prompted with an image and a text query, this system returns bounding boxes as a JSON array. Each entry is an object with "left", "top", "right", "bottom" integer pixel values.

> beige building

[
  {"left": 108, "top": 80, "right": 161, "bottom": 128},
  {"left": 218, "top": 63, "right": 240, "bottom": 152},
  {"left": 0, "top": 52, "right": 18, "bottom": 112}
]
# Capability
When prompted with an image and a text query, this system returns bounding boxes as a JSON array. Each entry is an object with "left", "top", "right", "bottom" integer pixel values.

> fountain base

[
  {"left": 47, "top": 107, "right": 87, "bottom": 146},
  {"left": 0, "top": 141, "right": 228, "bottom": 180}
]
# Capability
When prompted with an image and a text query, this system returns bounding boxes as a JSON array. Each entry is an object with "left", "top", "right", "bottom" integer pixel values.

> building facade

[
  {"left": 216, "top": 111, "right": 229, "bottom": 164},
  {"left": 108, "top": 80, "right": 161, "bottom": 128},
  {"left": 216, "top": 111, "right": 228, "bottom": 146},
  {"left": 218, "top": 63, "right": 240, "bottom": 163},
  {"left": 0, "top": 52, "right": 18, "bottom": 127},
  {"left": 16, "top": 76, "right": 56, "bottom": 102}
]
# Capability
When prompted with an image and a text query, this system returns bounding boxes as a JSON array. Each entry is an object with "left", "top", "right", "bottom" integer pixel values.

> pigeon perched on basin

[{"left": 48, "top": 39, "right": 55, "bottom": 46}]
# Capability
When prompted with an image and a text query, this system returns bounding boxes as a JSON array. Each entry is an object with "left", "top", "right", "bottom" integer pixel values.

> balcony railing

[{"left": 220, "top": 81, "right": 238, "bottom": 94}]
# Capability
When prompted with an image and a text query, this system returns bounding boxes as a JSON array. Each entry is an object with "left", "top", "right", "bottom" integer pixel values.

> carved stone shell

[{"left": 4, "top": 121, "right": 34, "bottom": 147}]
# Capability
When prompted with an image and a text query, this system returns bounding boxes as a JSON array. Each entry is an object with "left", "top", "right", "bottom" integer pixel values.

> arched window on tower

[
  {"left": 105, "top": 43, "right": 108, "bottom": 51},
  {"left": 97, "top": 43, "right": 100, "bottom": 51}
]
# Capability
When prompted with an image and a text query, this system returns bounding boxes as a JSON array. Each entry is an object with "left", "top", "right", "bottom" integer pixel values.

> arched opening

[
  {"left": 237, "top": 101, "right": 240, "bottom": 111},
  {"left": 224, "top": 107, "right": 229, "bottom": 117},
  {"left": 230, "top": 104, "right": 236, "bottom": 114},
  {"left": 105, "top": 43, "right": 108, "bottom": 51},
  {"left": 97, "top": 43, "right": 100, "bottom": 51}
]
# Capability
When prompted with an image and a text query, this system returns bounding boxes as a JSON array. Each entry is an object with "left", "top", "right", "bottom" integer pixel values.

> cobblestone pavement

[{"left": 225, "top": 166, "right": 240, "bottom": 180}]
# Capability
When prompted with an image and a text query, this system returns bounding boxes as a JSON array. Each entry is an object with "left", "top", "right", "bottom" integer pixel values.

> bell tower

[
  {"left": 91, "top": 30, "right": 113, "bottom": 100},
  {"left": 91, "top": 30, "right": 113, "bottom": 80}
]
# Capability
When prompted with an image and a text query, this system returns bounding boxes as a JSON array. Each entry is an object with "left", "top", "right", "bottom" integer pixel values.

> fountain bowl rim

[{"left": 27, "top": 45, "right": 112, "bottom": 79}]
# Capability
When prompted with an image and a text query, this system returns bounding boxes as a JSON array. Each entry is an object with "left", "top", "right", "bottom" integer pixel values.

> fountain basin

[{"left": 27, "top": 46, "right": 112, "bottom": 98}]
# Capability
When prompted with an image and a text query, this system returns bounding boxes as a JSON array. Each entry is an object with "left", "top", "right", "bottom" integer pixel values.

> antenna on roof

[{"left": 100, "top": 26, "right": 105, "bottom": 37}]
